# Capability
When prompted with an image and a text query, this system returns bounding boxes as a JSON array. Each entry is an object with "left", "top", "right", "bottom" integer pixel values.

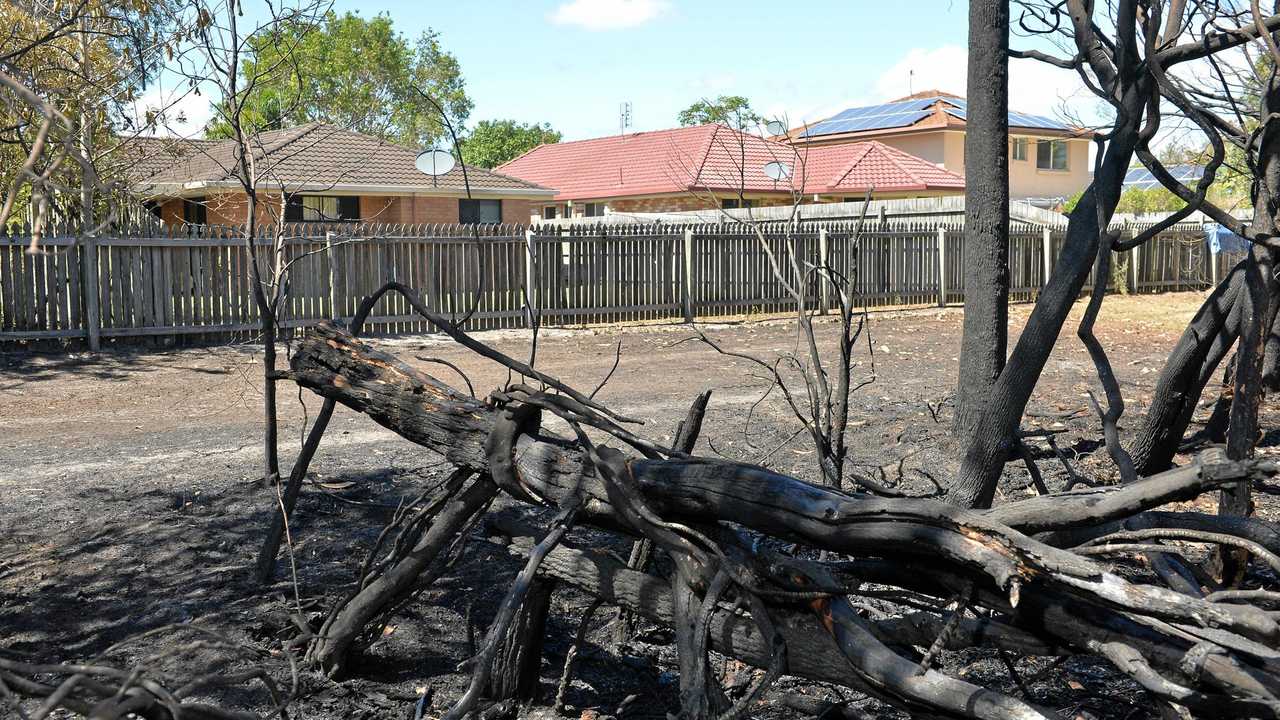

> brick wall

[
  {"left": 157, "top": 192, "right": 537, "bottom": 227},
  {"left": 157, "top": 193, "right": 282, "bottom": 226},
  {"left": 359, "top": 195, "right": 401, "bottom": 223},
  {"left": 501, "top": 199, "right": 531, "bottom": 225},
  {"left": 401, "top": 195, "right": 532, "bottom": 224}
]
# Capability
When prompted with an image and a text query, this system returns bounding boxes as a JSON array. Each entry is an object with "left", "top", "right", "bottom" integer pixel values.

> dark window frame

[
  {"left": 459, "top": 198, "right": 503, "bottom": 224},
  {"left": 584, "top": 202, "right": 605, "bottom": 217},
  {"left": 721, "top": 198, "right": 754, "bottom": 210},
  {"left": 1011, "top": 137, "right": 1028, "bottom": 161},
  {"left": 285, "top": 194, "right": 361, "bottom": 222},
  {"left": 1035, "top": 139, "right": 1069, "bottom": 171},
  {"left": 183, "top": 196, "right": 207, "bottom": 225},
  {"left": 542, "top": 205, "right": 558, "bottom": 220}
]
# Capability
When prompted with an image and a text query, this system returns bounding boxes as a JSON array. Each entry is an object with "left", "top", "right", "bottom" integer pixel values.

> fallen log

[{"left": 288, "top": 323, "right": 1280, "bottom": 718}]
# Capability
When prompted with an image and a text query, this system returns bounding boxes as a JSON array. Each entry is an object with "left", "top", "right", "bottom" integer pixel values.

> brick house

[
  {"left": 495, "top": 123, "right": 965, "bottom": 221},
  {"left": 781, "top": 91, "right": 1094, "bottom": 205},
  {"left": 124, "top": 123, "right": 556, "bottom": 227}
]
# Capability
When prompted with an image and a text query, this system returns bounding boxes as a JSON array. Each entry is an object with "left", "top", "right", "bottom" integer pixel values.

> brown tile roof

[{"left": 121, "top": 123, "right": 552, "bottom": 196}]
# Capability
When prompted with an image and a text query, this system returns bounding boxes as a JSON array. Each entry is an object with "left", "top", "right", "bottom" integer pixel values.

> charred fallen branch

[
  {"left": 0, "top": 626, "right": 292, "bottom": 720},
  {"left": 289, "top": 323, "right": 1280, "bottom": 719}
]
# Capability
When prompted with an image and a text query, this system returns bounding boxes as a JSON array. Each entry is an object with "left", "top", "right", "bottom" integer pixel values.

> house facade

[
  {"left": 496, "top": 123, "right": 965, "bottom": 220},
  {"left": 124, "top": 123, "right": 556, "bottom": 227},
  {"left": 781, "top": 91, "right": 1093, "bottom": 205}
]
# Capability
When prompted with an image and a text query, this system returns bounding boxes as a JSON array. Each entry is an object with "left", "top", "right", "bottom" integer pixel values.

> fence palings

[{"left": 0, "top": 221, "right": 1225, "bottom": 344}]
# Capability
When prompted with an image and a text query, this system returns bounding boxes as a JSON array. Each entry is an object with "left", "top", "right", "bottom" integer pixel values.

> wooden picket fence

[{"left": 0, "top": 219, "right": 1231, "bottom": 346}]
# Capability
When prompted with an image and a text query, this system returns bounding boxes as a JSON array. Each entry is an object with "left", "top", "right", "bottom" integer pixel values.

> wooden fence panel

[{"left": 0, "top": 224, "right": 1221, "bottom": 344}]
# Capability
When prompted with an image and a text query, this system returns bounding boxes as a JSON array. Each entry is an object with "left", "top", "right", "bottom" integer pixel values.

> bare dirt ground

[{"left": 2, "top": 291, "right": 1276, "bottom": 719}]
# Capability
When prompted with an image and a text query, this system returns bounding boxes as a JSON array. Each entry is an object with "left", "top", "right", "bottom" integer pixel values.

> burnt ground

[{"left": 2, "top": 291, "right": 1278, "bottom": 719}]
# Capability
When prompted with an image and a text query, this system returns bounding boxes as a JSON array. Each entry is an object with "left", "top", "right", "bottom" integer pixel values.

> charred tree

[
  {"left": 286, "top": 323, "right": 1280, "bottom": 718},
  {"left": 954, "top": 0, "right": 1011, "bottom": 438}
]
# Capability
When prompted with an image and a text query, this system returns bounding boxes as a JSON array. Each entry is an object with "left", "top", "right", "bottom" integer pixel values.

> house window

[
  {"left": 584, "top": 202, "right": 605, "bottom": 217},
  {"left": 1011, "top": 137, "right": 1028, "bottom": 161},
  {"left": 543, "top": 206, "right": 557, "bottom": 220},
  {"left": 459, "top": 199, "right": 503, "bottom": 224},
  {"left": 1036, "top": 139, "right": 1069, "bottom": 171},
  {"left": 183, "top": 197, "right": 207, "bottom": 225},
  {"left": 285, "top": 195, "right": 360, "bottom": 222},
  {"left": 143, "top": 199, "right": 163, "bottom": 219},
  {"left": 564, "top": 204, "right": 573, "bottom": 217},
  {"left": 721, "top": 198, "right": 754, "bottom": 209}
]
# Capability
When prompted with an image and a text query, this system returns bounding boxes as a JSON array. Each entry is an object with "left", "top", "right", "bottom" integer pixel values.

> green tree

[
  {"left": 1115, "top": 185, "right": 1188, "bottom": 214},
  {"left": 677, "top": 95, "right": 760, "bottom": 129},
  {"left": 461, "top": 120, "right": 561, "bottom": 168},
  {"left": 205, "top": 11, "right": 471, "bottom": 147}
]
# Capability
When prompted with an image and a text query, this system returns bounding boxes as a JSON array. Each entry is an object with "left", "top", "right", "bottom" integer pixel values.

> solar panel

[
  {"left": 1008, "top": 110, "right": 1069, "bottom": 129},
  {"left": 803, "top": 96, "right": 1069, "bottom": 137},
  {"left": 1124, "top": 168, "right": 1153, "bottom": 184},
  {"left": 1122, "top": 165, "right": 1204, "bottom": 190},
  {"left": 811, "top": 99, "right": 936, "bottom": 131},
  {"left": 941, "top": 102, "right": 1069, "bottom": 130},
  {"left": 802, "top": 105, "right": 932, "bottom": 137}
]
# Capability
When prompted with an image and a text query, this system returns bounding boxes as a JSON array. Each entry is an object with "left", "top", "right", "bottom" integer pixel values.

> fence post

[
  {"left": 1129, "top": 227, "right": 1141, "bottom": 293},
  {"left": 1210, "top": 243, "right": 1219, "bottom": 287},
  {"left": 682, "top": 228, "right": 695, "bottom": 323},
  {"left": 82, "top": 234, "right": 101, "bottom": 350},
  {"left": 936, "top": 226, "right": 947, "bottom": 307},
  {"left": 1041, "top": 226, "right": 1053, "bottom": 287},
  {"left": 524, "top": 228, "right": 537, "bottom": 326},
  {"left": 818, "top": 228, "right": 830, "bottom": 314},
  {"left": 326, "top": 230, "right": 337, "bottom": 320}
]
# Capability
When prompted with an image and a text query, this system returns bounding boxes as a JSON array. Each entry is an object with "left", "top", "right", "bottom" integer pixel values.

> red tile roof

[
  {"left": 798, "top": 141, "right": 967, "bottom": 194},
  {"left": 497, "top": 124, "right": 963, "bottom": 202}
]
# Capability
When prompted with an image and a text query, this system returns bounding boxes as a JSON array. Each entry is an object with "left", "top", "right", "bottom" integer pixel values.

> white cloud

[
  {"left": 549, "top": 0, "right": 670, "bottom": 30},
  {"left": 122, "top": 84, "right": 216, "bottom": 138}
]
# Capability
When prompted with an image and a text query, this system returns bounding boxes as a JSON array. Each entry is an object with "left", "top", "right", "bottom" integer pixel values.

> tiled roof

[
  {"left": 800, "top": 141, "right": 966, "bottom": 194},
  {"left": 121, "top": 123, "right": 552, "bottom": 195},
  {"left": 496, "top": 124, "right": 964, "bottom": 201}
]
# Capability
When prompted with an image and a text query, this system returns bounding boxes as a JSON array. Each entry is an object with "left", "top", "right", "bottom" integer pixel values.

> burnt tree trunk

[
  {"left": 614, "top": 390, "right": 710, "bottom": 647},
  {"left": 954, "top": 0, "right": 1011, "bottom": 438},
  {"left": 1128, "top": 260, "right": 1246, "bottom": 475},
  {"left": 946, "top": 93, "right": 1144, "bottom": 508},
  {"left": 1221, "top": 55, "right": 1280, "bottom": 583},
  {"left": 487, "top": 576, "right": 555, "bottom": 702}
]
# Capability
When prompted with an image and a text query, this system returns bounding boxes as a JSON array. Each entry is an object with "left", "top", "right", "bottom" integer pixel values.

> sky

[{"left": 145, "top": 0, "right": 1112, "bottom": 142}]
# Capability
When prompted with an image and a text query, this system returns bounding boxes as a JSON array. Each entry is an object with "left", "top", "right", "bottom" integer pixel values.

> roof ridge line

[
  {"left": 874, "top": 141, "right": 928, "bottom": 186},
  {"left": 826, "top": 143, "right": 876, "bottom": 189},
  {"left": 689, "top": 125, "right": 722, "bottom": 191}
]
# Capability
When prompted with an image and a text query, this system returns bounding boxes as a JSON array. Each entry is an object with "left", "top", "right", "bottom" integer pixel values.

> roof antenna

[
  {"left": 619, "top": 101, "right": 633, "bottom": 136},
  {"left": 908, "top": 69, "right": 914, "bottom": 97}
]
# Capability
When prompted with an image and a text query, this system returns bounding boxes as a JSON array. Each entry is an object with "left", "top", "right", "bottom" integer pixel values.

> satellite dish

[
  {"left": 416, "top": 149, "right": 456, "bottom": 176},
  {"left": 763, "top": 161, "right": 792, "bottom": 181},
  {"left": 765, "top": 119, "right": 788, "bottom": 136}
]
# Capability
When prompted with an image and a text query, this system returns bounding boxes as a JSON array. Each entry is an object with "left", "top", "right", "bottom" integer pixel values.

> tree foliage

[
  {"left": 204, "top": 11, "right": 471, "bottom": 147},
  {"left": 461, "top": 119, "right": 560, "bottom": 169},
  {"left": 0, "top": 0, "right": 174, "bottom": 227},
  {"left": 677, "top": 95, "right": 760, "bottom": 129}
]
